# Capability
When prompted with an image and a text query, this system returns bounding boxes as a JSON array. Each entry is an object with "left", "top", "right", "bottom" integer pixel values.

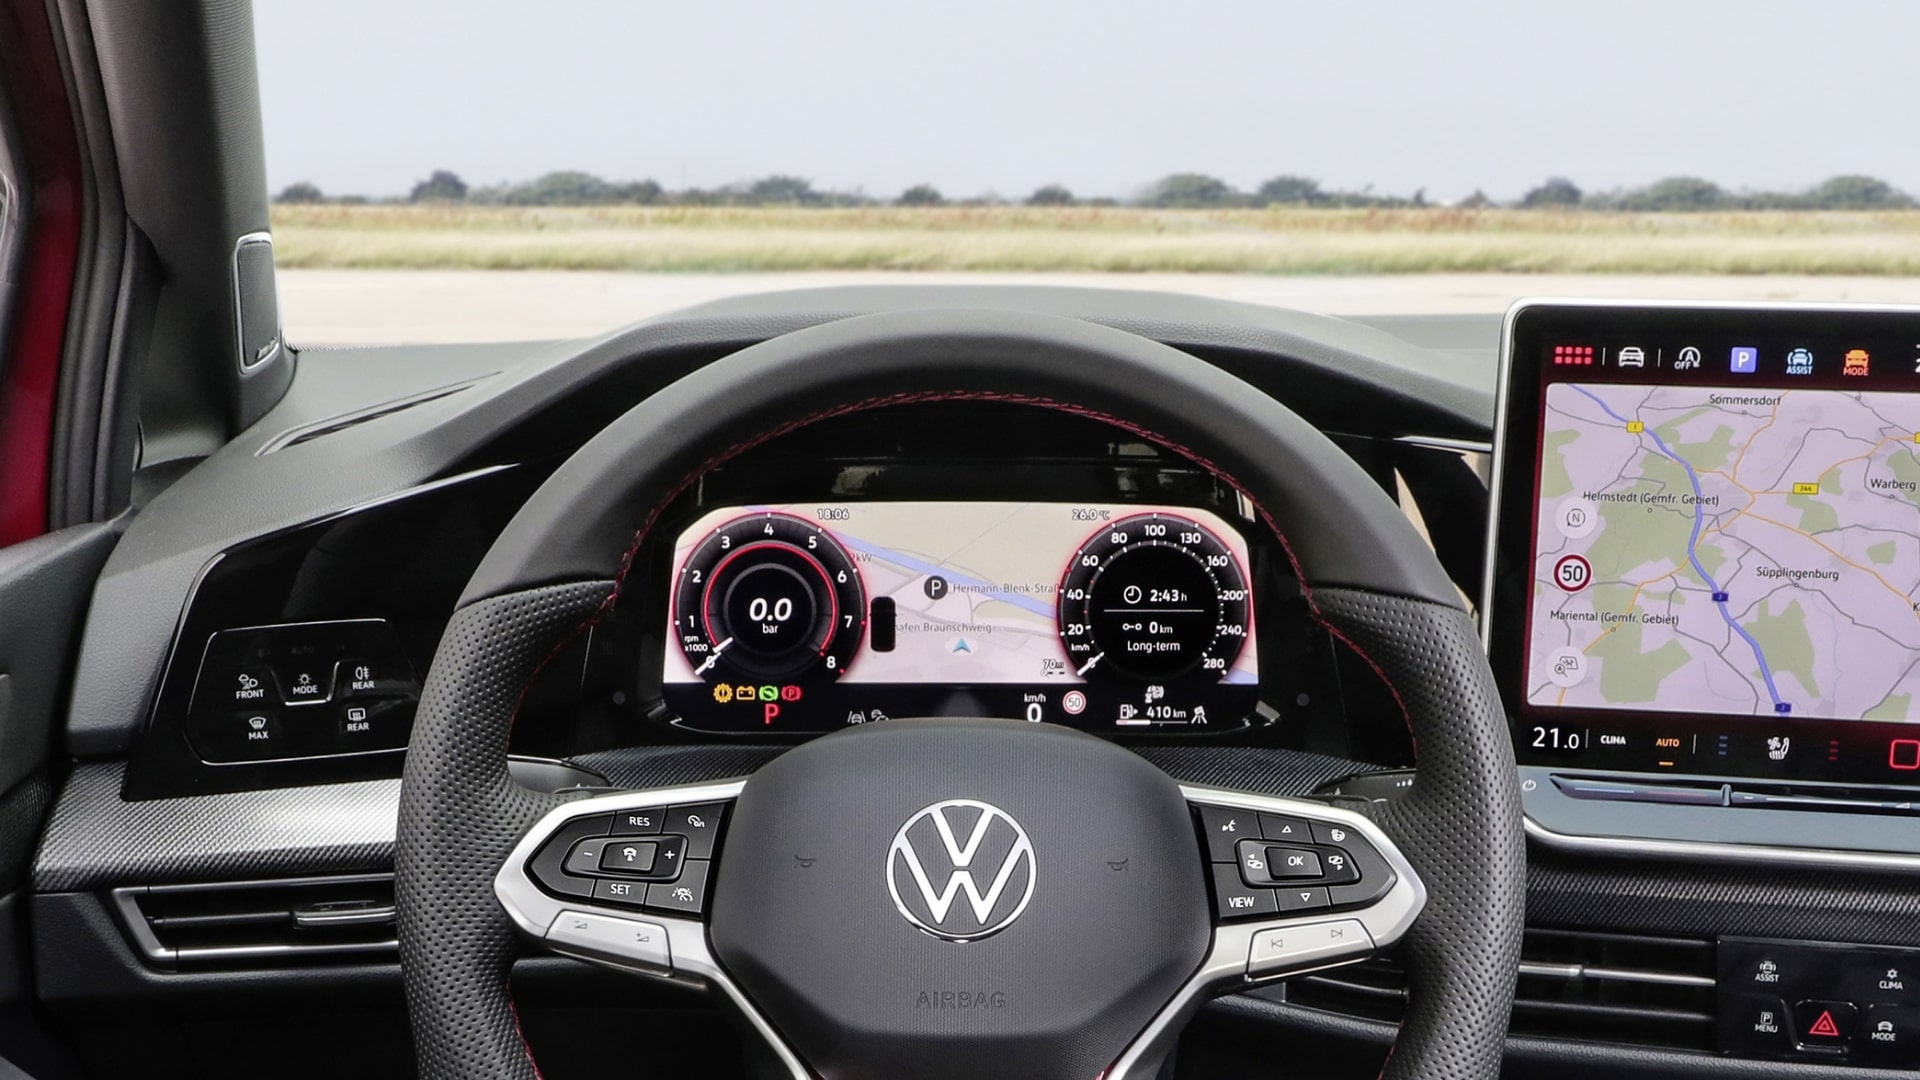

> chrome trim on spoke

[
  {"left": 495, "top": 779, "right": 1424, "bottom": 1080},
  {"left": 1104, "top": 785, "right": 1427, "bottom": 1080},
  {"left": 492, "top": 779, "right": 807, "bottom": 1080}
]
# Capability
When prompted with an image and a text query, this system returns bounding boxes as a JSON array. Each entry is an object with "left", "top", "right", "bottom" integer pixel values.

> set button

[{"left": 529, "top": 803, "right": 727, "bottom": 917}]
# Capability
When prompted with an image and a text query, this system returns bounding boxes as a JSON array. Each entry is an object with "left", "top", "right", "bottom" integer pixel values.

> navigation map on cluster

[{"left": 1531, "top": 383, "right": 1920, "bottom": 722}]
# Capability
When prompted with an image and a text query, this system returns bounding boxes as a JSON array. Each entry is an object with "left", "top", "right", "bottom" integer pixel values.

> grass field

[{"left": 268, "top": 205, "right": 1920, "bottom": 276}]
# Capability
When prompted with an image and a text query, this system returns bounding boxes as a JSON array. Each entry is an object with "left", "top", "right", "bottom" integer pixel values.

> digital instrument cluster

[{"left": 660, "top": 501, "right": 1261, "bottom": 734}]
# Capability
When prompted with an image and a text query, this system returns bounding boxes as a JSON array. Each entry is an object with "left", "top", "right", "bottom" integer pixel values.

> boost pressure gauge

[
  {"left": 1058, "top": 512, "right": 1251, "bottom": 684},
  {"left": 672, "top": 512, "right": 866, "bottom": 684}
]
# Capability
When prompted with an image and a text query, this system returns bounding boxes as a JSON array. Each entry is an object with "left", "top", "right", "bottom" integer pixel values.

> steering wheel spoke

[
  {"left": 493, "top": 770, "right": 1427, "bottom": 1080},
  {"left": 496, "top": 780, "right": 740, "bottom": 973}
]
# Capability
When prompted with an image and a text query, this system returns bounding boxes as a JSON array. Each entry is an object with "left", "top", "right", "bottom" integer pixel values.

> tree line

[{"left": 273, "top": 170, "right": 1918, "bottom": 211}]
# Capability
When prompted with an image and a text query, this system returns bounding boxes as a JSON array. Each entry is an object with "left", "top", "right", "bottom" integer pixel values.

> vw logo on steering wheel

[{"left": 887, "top": 799, "right": 1037, "bottom": 941}]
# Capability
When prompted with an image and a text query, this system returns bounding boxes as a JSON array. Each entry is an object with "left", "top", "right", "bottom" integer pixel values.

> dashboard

[{"left": 44, "top": 286, "right": 1920, "bottom": 1080}]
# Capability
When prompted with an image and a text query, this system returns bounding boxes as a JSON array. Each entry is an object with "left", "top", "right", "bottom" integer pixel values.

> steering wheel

[{"left": 395, "top": 310, "right": 1524, "bottom": 1080}]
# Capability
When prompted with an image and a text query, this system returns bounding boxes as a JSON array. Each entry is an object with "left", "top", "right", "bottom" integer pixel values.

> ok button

[{"left": 1266, "top": 846, "right": 1324, "bottom": 879}]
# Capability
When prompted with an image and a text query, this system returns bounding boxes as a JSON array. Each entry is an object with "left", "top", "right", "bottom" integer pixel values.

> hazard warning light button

[{"left": 1795, "top": 1000, "right": 1858, "bottom": 1051}]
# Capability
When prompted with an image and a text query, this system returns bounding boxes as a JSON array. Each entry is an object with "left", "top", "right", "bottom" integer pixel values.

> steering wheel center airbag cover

[{"left": 709, "top": 718, "right": 1210, "bottom": 1080}]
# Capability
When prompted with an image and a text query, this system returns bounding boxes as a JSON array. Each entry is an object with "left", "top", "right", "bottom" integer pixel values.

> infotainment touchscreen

[{"left": 1488, "top": 303, "right": 1920, "bottom": 785}]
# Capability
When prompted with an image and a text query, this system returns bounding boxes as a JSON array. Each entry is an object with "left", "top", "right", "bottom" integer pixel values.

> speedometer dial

[{"left": 1057, "top": 512, "right": 1251, "bottom": 684}]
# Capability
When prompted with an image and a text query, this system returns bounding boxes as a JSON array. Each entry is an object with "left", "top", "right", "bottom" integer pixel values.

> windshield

[{"left": 254, "top": 1, "right": 1920, "bottom": 345}]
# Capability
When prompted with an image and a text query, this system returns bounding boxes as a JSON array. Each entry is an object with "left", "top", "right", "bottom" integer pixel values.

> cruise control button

[
  {"left": 600, "top": 841, "right": 659, "bottom": 874},
  {"left": 1265, "top": 846, "right": 1324, "bottom": 879},
  {"left": 566, "top": 839, "right": 611, "bottom": 876},
  {"left": 1211, "top": 863, "right": 1277, "bottom": 919},
  {"left": 593, "top": 877, "right": 646, "bottom": 908},
  {"left": 1258, "top": 813, "right": 1313, "bottom": 844},
  {"left": 611, "top": 807, "right": 665, "bottom": 835},
  {"left": 646, "top": 859, "right": 710, "bottom": 915},
  {"left": 1197, "top": 805, "right": 1253, "bottom": 862},
  {"left": 529, "top": 814, "right": 612, "bottom": 898},
  {"left": 667, "top": 803, "right": 726, "bottom": 859},
  {"left": 1719, "top": 994, "right": 1792, "bottom": 1055},
  {"left": 545, "top": 910, "right": 670, "bottom": 973},
  {"left": 1795, "top": 1000, "right": 1857, "bottom": 1051},
  {"left": 1247, "top": 918, "right": 1373, "bottom": 977},
  {"left": 1277, "top": 886, "right": 1331, "bottom": 913}
]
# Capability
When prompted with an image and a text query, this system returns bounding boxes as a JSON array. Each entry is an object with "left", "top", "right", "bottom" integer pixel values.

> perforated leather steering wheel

[{"left": 395, "top": 310, "right": 1524, "bottom": 1080}]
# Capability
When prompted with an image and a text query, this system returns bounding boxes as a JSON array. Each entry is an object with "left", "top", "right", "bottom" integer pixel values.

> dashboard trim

[
  {"left": 1488, "top": 298, "right": 1920, "bottom": 873},
  {"left": 1522, "top": 814, "right": 1920, "bottom": 874}
]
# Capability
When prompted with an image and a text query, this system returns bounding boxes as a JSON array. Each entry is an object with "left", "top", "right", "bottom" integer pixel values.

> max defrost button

[{"left": 1247, "top": 919, "right": 1373, "bottom": 976}]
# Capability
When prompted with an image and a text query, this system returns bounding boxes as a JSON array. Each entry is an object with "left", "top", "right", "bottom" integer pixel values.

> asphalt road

[{"left": 278, "top": 270, "right": 1920, "bottom": 346}]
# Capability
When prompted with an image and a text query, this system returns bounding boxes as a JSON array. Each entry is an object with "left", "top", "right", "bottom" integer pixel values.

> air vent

[
  {"left": 112, "top": 874, "right": 396, "bottom": 969},
  {"left": 1287, "top": 929, "right": 1717, "bottom": 1052},
  {"left": 256, "top": 378, "right": 481, "bottom": 454}
]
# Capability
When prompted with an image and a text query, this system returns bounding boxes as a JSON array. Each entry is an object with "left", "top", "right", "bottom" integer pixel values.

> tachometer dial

[
  {"left": 1057, "top": 512, "right": 1250, "bottom": 683},
  {"left": 673, "top": 512, "right": 866, "bottom": 683}
]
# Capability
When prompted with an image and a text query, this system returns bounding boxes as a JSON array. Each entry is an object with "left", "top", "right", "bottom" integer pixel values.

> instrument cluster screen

[{"left": 660, "top": 501, "right": 1260, "bottom": 734}]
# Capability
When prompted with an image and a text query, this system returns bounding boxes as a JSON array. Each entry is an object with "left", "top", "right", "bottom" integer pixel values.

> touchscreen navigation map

[{"left": 1531, "top": 382, "right": 1920, "bottom": 722}]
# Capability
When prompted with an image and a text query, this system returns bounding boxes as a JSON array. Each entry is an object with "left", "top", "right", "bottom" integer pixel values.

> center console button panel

[{"left": 1719, "top": 937, "right": 1920, "bottom": 1068}]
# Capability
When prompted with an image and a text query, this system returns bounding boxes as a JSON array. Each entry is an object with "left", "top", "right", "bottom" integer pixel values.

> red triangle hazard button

[{"left": 1795, "top": 1001, "right": 1856, "bottom": 1045}]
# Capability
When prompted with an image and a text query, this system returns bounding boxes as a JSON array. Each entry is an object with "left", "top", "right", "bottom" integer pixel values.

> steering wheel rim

[{"left": 396, "top": 309, "right": 1523, "bottom": 1079}]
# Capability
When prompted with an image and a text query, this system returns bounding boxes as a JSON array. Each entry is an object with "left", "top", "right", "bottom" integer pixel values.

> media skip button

[{"left": 1247, "top": 919, "right": 1373, "bottom": 977}]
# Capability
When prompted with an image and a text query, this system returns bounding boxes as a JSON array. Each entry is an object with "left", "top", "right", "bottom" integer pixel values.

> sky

[{"left": 254, "top": 0, "right": 1920, "bottom": 204}]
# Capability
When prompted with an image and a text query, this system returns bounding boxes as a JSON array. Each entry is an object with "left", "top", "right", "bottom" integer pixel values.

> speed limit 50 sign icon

[{"left": 1553, "top": 554, "right": 1592, "bottom": 593}]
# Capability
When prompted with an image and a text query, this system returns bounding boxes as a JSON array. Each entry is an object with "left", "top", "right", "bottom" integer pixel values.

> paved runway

[{"left": 278, "top": 270, "right": 1920, "bottom": 346}]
